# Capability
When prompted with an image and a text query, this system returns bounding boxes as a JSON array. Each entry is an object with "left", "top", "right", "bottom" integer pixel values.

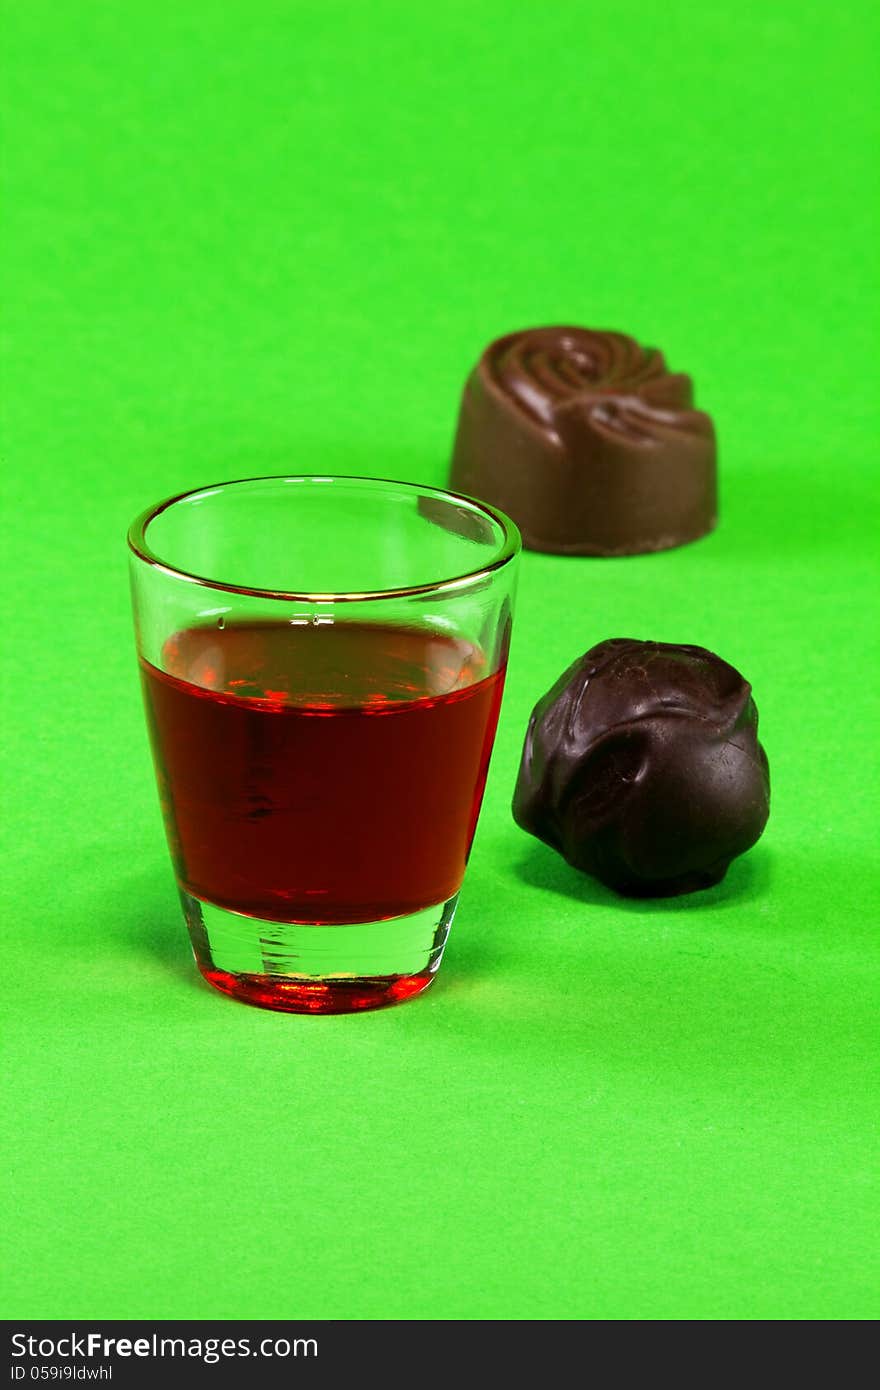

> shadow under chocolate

[{"left": 514, "top": 840, "right": 773, "bottom": 914}]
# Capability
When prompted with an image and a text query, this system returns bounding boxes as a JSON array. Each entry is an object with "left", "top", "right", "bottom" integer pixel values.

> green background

[{"left": 3, "top": 0, "right": 878, "bottom": 1321}]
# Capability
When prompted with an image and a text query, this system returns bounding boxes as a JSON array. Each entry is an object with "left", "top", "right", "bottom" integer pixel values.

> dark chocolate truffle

[
  {"left": 513, "top": 639, "right": 770, "bottom": 896},
  {"left": 449, "top": 326, "right": 717, "bottom": 556}
]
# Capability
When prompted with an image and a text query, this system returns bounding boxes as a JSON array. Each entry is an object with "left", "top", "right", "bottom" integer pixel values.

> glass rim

[{"left": 127, "top": 474, "right": 521, "bottom": 603}]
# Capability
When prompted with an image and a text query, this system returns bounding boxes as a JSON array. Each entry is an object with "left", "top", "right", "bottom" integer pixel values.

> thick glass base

[{"left": 180, "top": 889, "right": 458, "bottom": 1014}]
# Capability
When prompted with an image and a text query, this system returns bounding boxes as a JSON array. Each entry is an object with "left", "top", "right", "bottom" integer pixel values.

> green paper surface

[{"left": 2, "top": 0, "right": 878, "bottom": 1321}]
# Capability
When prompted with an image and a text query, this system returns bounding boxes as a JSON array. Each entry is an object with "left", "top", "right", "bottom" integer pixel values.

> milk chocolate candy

[
  {"left": 449, "top": 327, "right": 717, "bottom": 555},
  {"left": 513, "top": 639, "right": 770, "bottom": 897}
]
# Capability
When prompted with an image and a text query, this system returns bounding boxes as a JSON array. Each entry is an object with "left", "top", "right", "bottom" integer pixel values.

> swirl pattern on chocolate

[
  {"left": 513, "top": 639, "right": 770, "bottom": 897},
  {"left": 449, "top": 325, "right": 718, "bottom": 555},
  {"left": 486, "top": 327, "right": 702, "bottom": 444}
]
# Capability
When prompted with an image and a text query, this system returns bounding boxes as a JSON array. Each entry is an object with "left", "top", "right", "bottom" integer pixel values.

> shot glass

[{"left": 128, "top": 476, "right": 520, "bottom": 1014}]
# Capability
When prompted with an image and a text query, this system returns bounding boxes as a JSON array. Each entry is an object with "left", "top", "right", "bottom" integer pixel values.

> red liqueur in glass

[{"left": 140, "top": 620, "right": 505, "bottom": 1011}]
